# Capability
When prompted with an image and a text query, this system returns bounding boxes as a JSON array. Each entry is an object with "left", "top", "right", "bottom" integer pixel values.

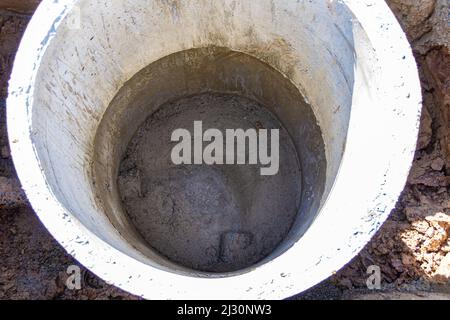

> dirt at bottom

[{"left": 118, "top": 92, "right": 302, "bottom": 272}]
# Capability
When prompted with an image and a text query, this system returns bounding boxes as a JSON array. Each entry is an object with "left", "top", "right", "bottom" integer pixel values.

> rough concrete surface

[{"left": 0, "top": 1, "right": 448, "bottom": 299}]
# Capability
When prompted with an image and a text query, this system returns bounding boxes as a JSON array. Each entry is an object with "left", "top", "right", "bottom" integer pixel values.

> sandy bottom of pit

[{"left": 117, "top": 92, "right": 302, "bottom": 272}]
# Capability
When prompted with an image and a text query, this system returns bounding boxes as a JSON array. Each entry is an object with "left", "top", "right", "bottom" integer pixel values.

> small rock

[
  {"left": 425, "top": 227, "right": 435, "bottom": 238},
  {"left": 401, "top": 253, "right": 415, "bottom": 266},
  {"left": 411, "top": 220, "right": 430, "bottom": 234},
  {"left": 391, "top": 257, "right": 404, "bottom": 273},
  {"left": 433, "top": 253, "right": 450, "bottom": 284},
  {"left": 431, "top": 157, "right": 445, "bottom": 171},
  {"left": 425, "top": 212, "right": 450, "bottom": 228},
  {"left": 423, "top": 228, "right": 447, "bottom": 252}
]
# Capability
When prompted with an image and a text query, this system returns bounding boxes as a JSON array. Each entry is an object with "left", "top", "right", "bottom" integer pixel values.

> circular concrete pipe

[{"left": 7, "top": 0, "right": 421, "bottom": 299}]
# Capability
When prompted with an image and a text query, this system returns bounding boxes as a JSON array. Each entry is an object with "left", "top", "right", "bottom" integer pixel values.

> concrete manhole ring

[{"left": 7, "top": 0, "right": 421, "bottom": 299}]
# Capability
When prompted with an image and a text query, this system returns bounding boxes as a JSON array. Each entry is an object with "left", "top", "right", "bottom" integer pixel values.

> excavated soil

[{"left": 0, "top": 0, "right": 448, "bottom": 299}]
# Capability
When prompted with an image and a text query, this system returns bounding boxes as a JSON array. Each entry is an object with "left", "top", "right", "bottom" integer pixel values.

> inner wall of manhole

[{"left": 93, "top": 47, "right": 326, "bottom": 274}]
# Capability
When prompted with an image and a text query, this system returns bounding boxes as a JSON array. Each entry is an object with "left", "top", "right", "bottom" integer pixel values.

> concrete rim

[{"left": 7, "top": 0, "right": 422, "bottom": 299}]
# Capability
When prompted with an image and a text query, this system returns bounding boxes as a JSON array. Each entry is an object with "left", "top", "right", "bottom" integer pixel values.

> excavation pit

[{"left": 105, "top": 48, "right": 326, "bottom": 273}]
